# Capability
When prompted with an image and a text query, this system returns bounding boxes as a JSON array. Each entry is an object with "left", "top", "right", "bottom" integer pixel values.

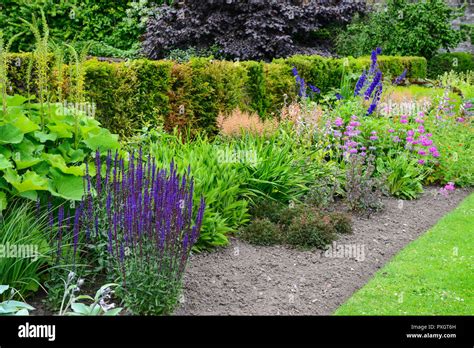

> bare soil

[{"left": 174, "top": 187, "right": 471, "bottom": 315}]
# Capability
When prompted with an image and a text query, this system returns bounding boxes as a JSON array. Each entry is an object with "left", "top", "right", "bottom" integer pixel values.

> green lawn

[{"left": 335, "top": 193, "right": 474, "bottom": 315}]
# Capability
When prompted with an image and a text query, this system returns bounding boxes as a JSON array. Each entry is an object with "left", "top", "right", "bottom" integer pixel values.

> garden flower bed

[
  {"left": 174, "top": 187, "right": 471, "bottom": 315},
  {"left": 0, "top": 17, "right": 472, "bottom": 317}
]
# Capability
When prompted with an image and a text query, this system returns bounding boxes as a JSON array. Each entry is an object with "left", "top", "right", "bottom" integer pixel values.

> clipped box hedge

[
  {"left": 427, "top": 52, "right": 474, "bottom": 79},
  {"left": 6, "top": 53, "right": 427, "bottom": 136}
]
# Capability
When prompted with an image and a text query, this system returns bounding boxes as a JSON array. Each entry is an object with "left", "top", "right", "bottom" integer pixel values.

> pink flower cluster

[
  {"left": 393, "top": 112, "right": 440, "bottom": 165},
  {"left": 333, "top": 115, "right": 376, "bottom": 158},
  {"left": 440, "top": 182, "right": 455, "bottom": 196}
]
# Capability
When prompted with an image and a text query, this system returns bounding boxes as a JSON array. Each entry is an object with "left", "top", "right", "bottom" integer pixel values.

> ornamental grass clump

[{"left": 81, "top": 149, "right": 205, "bottom": 315}]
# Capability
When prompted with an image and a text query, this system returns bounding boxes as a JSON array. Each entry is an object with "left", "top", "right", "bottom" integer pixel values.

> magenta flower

[
  {"left": 400, "top": 119, "right": 408, "bottom": 124},
  {"left": 418, "top": 150, "right": 427, "bottom": 156},
  {"left": 334, "top": 117, "right": 344, "bottom": 127},
  {"left": 349, "top": 121, "right": 361, "bottom": 127},
  {"left": 407, "top": 129, "right": 415, "bottom": 136},
  {"left": 426, "top": 133, "right": 432, "bottom": 137},
  {"left": 432, "top": 151, "right": 440, "bottom": 158},
  {"left": 429, "top": 146, "right": 437, "bottom": 153},
  {"left": 369, "top": 135, "right": 378, "bottom": 141},
  {"left": 349, "top": 148, "right": 358, "bottom": 154},
  {"left": 415, "top": 118, "right": 424, "bottom": 124},
  {"left": 421, "top": 139, "right": 433, "bottom": 147},
  {"left": 406, "top": 136, "right": 414, "bottom": 142},
  {"left": 456, "top": 117, "right": 465, "bottom": 123},
  {"left": 392, "top": 136, "right": 400, "bottom": 143},
  {"left": 418, "top": 159, "right": 425, "bottom": 165},
  {"left": 388, "top": 129, "right": 395, "bottom": 133},
  {"left": 445, "top": 182, "right": 455, "bottom": 191}
]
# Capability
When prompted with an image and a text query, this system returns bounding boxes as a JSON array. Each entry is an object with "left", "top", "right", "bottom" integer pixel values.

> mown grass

[{"left": 334, "top": 193, "right": 474, "bottom": 315}]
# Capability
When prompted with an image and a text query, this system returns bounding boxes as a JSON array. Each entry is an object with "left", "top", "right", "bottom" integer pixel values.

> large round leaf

[
  {"left": 3, "top": 169, "right": 49, "bottom": 192},
  {"left": 0, "top": 124, "right": 24, "bottom": 144},
  {"left": 48, "top": 168, "right": 85, "bottom": 201},
  {"left": 0, "top": 154, "right": 13, "bottom": 170},
  {"left": 42, "top": 153, "right": 85, "bottom": 176}
]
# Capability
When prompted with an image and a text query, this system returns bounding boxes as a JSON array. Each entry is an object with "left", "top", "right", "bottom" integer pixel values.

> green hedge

[
  {"left": 428, "top": 52, "right": 474, "bottom": 79},
  {"left": 6, "top": 53, "right": 427, "bottom": 136}
]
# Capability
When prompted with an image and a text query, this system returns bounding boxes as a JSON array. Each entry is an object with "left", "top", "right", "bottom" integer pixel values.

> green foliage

[
  {"left": 0, "top": 201, "right": 51, "bottom": 298},
  {"left": 428, "top": 53, "right": 474, "bottom": 79},
  {"left": 330, "top": 212, "right": 352, "bottom": 235},
  {"left": 376, "top": 155, "right": 426, "bottom": 200},
  {"left": 243, "top": 202, "right": 352, "bottom": 248},
  {"left": 132, "top": 129, "right": 250, "bottom": 249},
  {"left": 0, "top": 95, "right": 119, "bottom": 209},
  {"left": 286, "top": 209, "right": 337, "bottom": 249},
  {"left": 60, "top": 278, "right": 122, "bottom": 316},
  {"left": 344, "top": 155, "right": 385, "bottom": 213},
  {"left": 0, "top": 0, "right": 170, "bottom": 58},
  {"left": 84, "top": 58, "right": 172, "bottom": 137},
  {"left": 237, "top": 218, "right": 283, "bottom": 246},
  {"left": 429, "top": 116, "right": 474, "bottom": 187},
  {"left": 6, "top": 52, "right": 426, "bottom": 136},
  {"left": 248, "top": 199, "right": 288, "bottom": 222},
  {"left": 305, "top": 165, "right": 344, "bottom": 208},
  {"left": 439, "top": 71, "right": 474, "bottom": 99},
  {"left": 336, "top": 0, "right": 465, "bottom": 59},
  {"left": 243, "top": 61, "right": 270, "bottom": 117},
  {"left": 0, "top": 285, "right": 35, "bottom": 315},
  {"left": 115, "top": 257, "right": 182, "bottom": 315},
  {"left": 234, "top": 128, "right": 317, "bottom": 205}
]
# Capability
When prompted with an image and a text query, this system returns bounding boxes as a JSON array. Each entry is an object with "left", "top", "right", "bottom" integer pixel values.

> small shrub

[
  {"left": 286, "top": 210, "right": 337, "bottom": 249},
  {"left": 237, "top": 218, "right": 282, "bottom": 246},
  {"left": 248, "top": 200, "right": 287, "bottom": 223},
  {"left": 329, "top": 212, "right": 352, "bottom": 235}
]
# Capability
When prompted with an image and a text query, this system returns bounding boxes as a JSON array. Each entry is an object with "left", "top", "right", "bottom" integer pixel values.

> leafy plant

[
  {"left": 344, "top": 154, "right": 385, "bottom": 213},
  {"left": 376, "top": 155, "right": 427, "bottom": 200},
  {"left": 59, "top": 273, "right": 122, "bottom": 316},
  {"left": 0, "top": 95, "right": 119, "bottom": 211},
  {"left": 0, "top": 285, "right": 35, "bottom": 315},
  {"left": 0, "top": 0, "right": 170, "bottom": 57},
  {"left": 0, "top": 200, "right": 51, "bottom": 298}
]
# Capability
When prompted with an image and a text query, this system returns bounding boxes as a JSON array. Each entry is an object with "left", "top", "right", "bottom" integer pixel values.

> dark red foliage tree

[{"left": 142, "top": 0, "right": 367, "bottom": 61}]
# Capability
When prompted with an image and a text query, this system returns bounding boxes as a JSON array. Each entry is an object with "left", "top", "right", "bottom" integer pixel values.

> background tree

[
  {"left": 336, "top": 0, "right": 466, "bottom": 59},
  {"left": 142, "top": 0, "right": 367, "bottom": 61}
]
